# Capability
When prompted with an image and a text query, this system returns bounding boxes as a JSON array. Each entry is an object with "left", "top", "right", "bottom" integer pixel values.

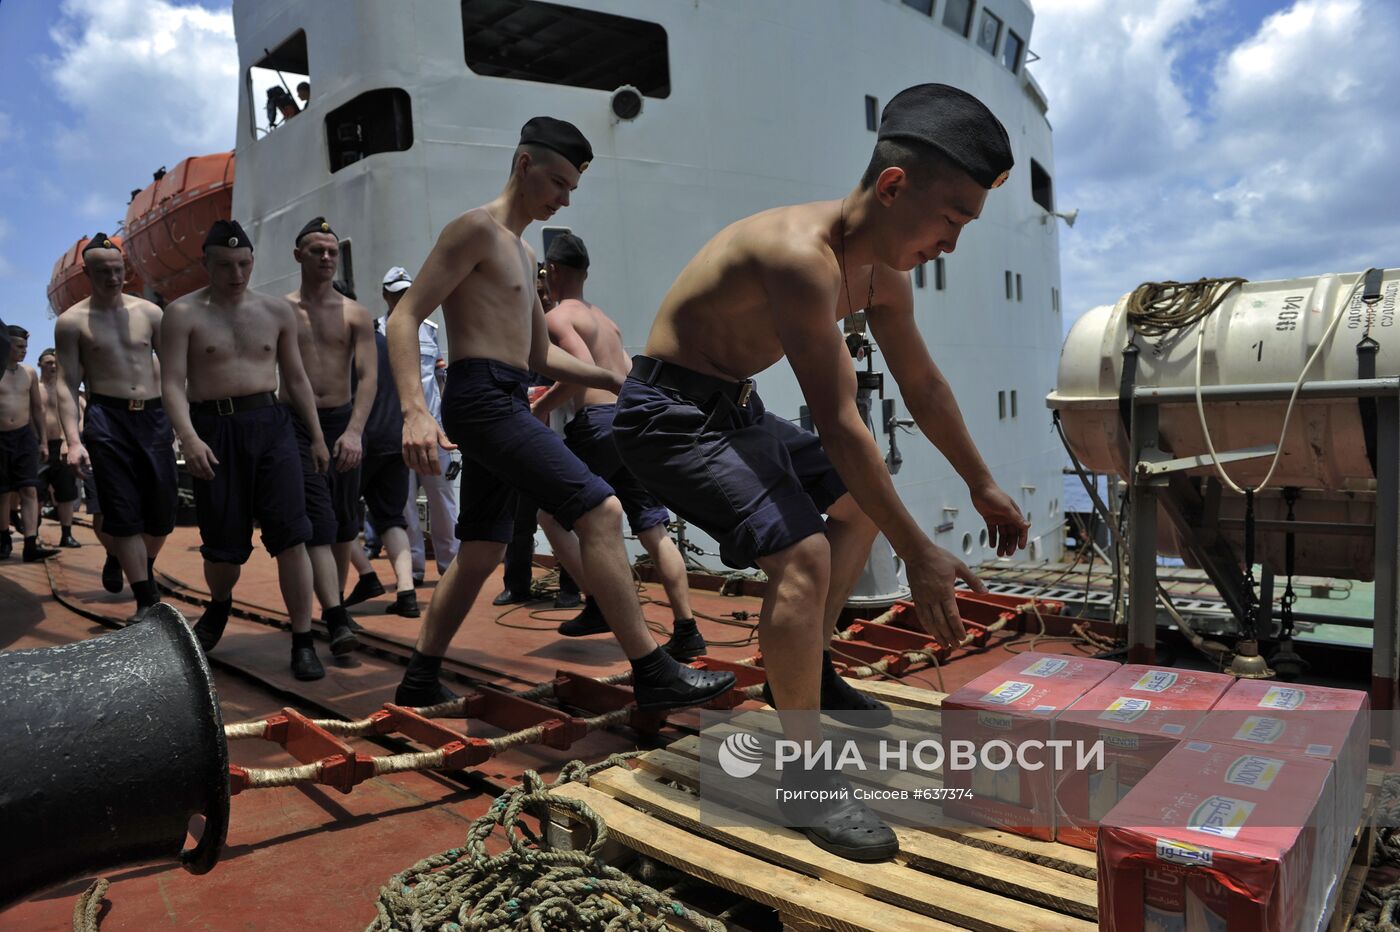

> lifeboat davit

[
  {"left": 123, "top": 151, "right": 235, "bottom": 303},
  {"left": 47, "top": 234, "right": 145, "bottom": 315}
]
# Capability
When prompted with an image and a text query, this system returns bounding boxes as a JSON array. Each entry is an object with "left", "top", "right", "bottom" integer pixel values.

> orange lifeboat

[
  {"left": 122, "top": 151, "right": 235, "bottom": 303},
  {"left": 47, "top": 234, "right": 145, "bottom": 315}
]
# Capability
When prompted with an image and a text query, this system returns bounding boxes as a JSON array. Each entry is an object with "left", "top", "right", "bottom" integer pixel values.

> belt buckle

[
  {"left": 736, "top": 380, "right": 754, "bottom": 408},
  {"left": 215, "top": 398, "right": 235, "bottom": 416},
  {"left": 128, "top": 398, "right": 145, "bottom": 412}
]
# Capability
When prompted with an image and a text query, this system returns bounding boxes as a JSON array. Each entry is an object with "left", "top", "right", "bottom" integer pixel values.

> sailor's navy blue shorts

[
  {"left": 190, "top": 397, "right": 311, "bottom": 564},
  {"left": 359, "top": 445, "right": 409, "bottom": 536},
  {"left": 441, "top": 358, "right": 613, "bottom": 544},
  {"left": 82, "top": 397, "right": 178, "bottom": 537},
  {"left": 293, "top": 402, "right": 361, "bottom": 546},
  {"left": 564, "top": 403, "right": 669, "bottom": 536},
  {"left": 0, "top": 425, "right": 41, "bottom": 494},
  {"left": 613, "top": 356, "right": 846, "bottom": 569}
]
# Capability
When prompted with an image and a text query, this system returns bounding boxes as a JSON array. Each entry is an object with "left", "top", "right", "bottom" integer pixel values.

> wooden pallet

[{"left": 549, "top": 690, "right": 1099, "bottom": 932}]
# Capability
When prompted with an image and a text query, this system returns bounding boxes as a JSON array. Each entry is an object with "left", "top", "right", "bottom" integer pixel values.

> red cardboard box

[
  {"left": 1191, "top": 680, "right": 1369, "bottom": 920},
  {"left": 1055, "top": 665, "right": 1234, "bottom": 850},
  {"left": 1100, "top": 739, "right": 1335, "bottom": 932},
  {"left": 941, "top": 651, "right": 1118, "bottom": 840}
]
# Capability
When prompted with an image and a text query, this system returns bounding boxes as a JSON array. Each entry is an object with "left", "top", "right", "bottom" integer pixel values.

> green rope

[
  {"left": 366, "top": 754, "right": 723, "bottom": 932},
  {"left": 1125, "top": 276, "right": 1247, "bottom": 338}
]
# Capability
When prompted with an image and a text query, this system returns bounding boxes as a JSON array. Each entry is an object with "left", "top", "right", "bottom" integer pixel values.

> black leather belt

[
  {"left": 630, "top": 355, "right": 754, "bottom": 408},
  {"left": 90, "top": 393, "right": 162, "bottom": 411},
  {"left": 189, "top": 392, "right": 278, "bottom": 416}
]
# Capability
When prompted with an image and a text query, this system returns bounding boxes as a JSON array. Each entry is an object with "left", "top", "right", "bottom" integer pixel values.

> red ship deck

[{"left": 1, "top": 523, "right": 1114, "bottom": 931}]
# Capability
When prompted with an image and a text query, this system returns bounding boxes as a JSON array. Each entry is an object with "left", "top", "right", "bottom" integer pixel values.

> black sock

[
  {"left": 24, "top": 535, "right": 37, "bottom": 548},
  {"left": 147, "top": 557, "right": 155, "bottom": 577},
  {"left": 324, "top": 604, "right": 351, "bottom": 628},
  {"left": 131, "top": 579, "right": 158, "bottom": 608},
  {"left": 630, "top": 646, "right": 680, "bottom": 685},
  {"left": 292, "top": 631, "right": 314, "bottom": 651},
  {"left": 395, "top": 589, "right": 416, "bottom": 604},
  {"left": 403, "top": 649, "right": 443, "bottom": 685},
  {"left": 671, "top": 617, "right": 698, "bottom": 635},
  {"left": 61, "top": 524, "right": 71, "bottom": 536}
]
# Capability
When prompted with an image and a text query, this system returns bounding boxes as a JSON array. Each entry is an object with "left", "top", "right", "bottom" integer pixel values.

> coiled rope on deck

[
  {"left": 1348, "top": 774, "right": 1400, "bottom": 931},
  {"left": 366, "top": 753, "right": 724, "bottom": 932}
]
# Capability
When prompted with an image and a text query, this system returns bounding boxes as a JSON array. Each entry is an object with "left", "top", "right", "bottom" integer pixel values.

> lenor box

[
  {"left": 1099, "top": 739, "right": 1335, "bottom": 932},
  {"left": 941, "top": 651, "right": 1118, "bottom": 840},
  {"left": 1191, "top": 680, "right": 1369, "bottom": 919},
  {"left": 1055, "top": 665, "right": 1234, "bottom": 850}
]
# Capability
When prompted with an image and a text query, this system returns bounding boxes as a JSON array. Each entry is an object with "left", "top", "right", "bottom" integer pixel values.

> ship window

[
  {"left": 998, "top": 390, "right": 1006, "bottom": 420},
  {"left": 1031, "top": 159, "right": 1055, "bottom": 211},
  {"left": 914, "top": 263, "right": 926, "bottom": 289},
  {"left": 248, "top": 30, "right": 309, "bottom": 139},
  {"left": 865, "top": 95, "right": 879, "bottom": 132},
  {"left": 541, "top": 226, "right": 572, "bottom": 258},
  {"left": 901, "top": 0, "right": 934, "bottom": 14},
  {"left": 934, "top": 257, "right": 946, "bottom": 290},
  {"left": 325, "top": 88, "right": 414, "bottom": 173},
  {"left": 1052, "top": 286, "right": 1060, "bottom": 313},
  {"left": 1002, "top": 29, "right": 1024, "bottom": 72},
  {"left": 977, "top": 9, "right": 1003, "bottom": 55},
  {"left": 1005, "top": 270, "right": 1013, "bottom": 300},
  {"left": 462, "top": 0, "right": 671, "bottom": 99},
  {"left": 1016, "top": 273, "right": 1023, "bottom": 302},
  {"left": 943, "top": 0, "right": 974, "bottom": 37},
  {"left": 335, "top": 240, "right": 355, "bottom": 297},
  {"left": 1011, "top": 390, "right": 1018, "bottom": 417}
]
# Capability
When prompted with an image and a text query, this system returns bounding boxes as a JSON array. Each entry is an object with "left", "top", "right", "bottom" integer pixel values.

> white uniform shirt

[{"left": 379, "top": 315, "right": 444, "bottom": 422}]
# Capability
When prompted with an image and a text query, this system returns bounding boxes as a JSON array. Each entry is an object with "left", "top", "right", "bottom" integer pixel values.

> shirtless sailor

[
  {"left": 161, "top": 219, "right": 335, "bottom": 680},
  {"left": 281, "top": 216, "right": 376, "bottom": 652},
  {"left": 387, "top": 116, "right": 735, "bottom": 710},
  {"left": 612, "top": 84, "right": 1030, "bottom": 860},
  {"left": 54, "top": 234, "right": 178, "bottom": 614},
  {"left": 530, "top": 233, "right": 706, "bottom": 660},
  {"left": 0, "top": 326, "right": 56, "bottom": 562}
]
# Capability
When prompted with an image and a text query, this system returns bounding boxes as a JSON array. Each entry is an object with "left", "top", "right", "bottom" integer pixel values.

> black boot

[
  {"left": 22, "top": 536, "right": 58, "bottom": 562},
  {"left": 662, "top": 618, "right": 707, "bottom": 661},
  {"left": 323, "top": 605, "right": 359, "bottom": 657},
  {"left": 630, "top": 647, "right": 736, "bottom": 712},
  {"left": 101, "top": 552, "right": 122, "bottom": 592},
  {"left": 385, "top": 590, "right": 420, "bottom": 618},
  {"left": 59, "top": 527, "right": 80, "bottom": 548},
  {"left": 557, "top": 596, "right": 609, "bottom": 637},
  {"left": 343, "top": 571, "right": 385, "bottom": 607},
  {"left": 395, "top": 650, "right": 460, "bottom": 707},
  {"left": 492, "top": 586, "right": 532, "bottom": 606},
  {"left": 291, "top": 632, "right": 325, "bottom": 681},
  {"left": 778, "top": 768, "right": 899, "bottom": 862},
  {"left": 0, "top": 531, "right": 11, "bottom": 560},
  {"left": 193, "top": 597, "right": 233, "bottom": 653}
]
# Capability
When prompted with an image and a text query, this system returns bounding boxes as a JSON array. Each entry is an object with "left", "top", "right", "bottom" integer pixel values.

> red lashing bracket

[
  {"left": 381, "top": 704, "right": 492, "bottom": 769},
  {"left": 551, "top": 671, "right": 667, "bottom": 733},
  {"left": 461, "top": 688, "right": 587, "bottom": 750}
]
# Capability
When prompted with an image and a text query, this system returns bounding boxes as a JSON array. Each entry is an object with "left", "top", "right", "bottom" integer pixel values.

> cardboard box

[
  {"left": 1100, "top": 739, "right": 1335, "bottom": 932},
  {"left": 1191, "top": 680, "right": 1369, "bottom": 920},
  {"left": 941, "top": 651, "right": 1118, "bottom": 839},
  {"left": 1055, "top": 665, "right": 1234, "bottom": 849}
]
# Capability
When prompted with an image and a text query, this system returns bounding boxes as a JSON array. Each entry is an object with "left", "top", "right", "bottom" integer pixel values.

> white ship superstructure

[{"left": 231, "top": 0, "right": 1066, "bottom": 567}]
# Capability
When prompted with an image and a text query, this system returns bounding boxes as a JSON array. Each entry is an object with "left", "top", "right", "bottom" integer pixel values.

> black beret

[
  {"left": 295, "top": 216, "right": 336, "bottom": 246},
  {"left": 878, "top": 84, "right": 1013, "bottom": 189},
  {"left": 545, "top": 232, "right": 589, "bottom": 270},
  {"left": 81, "top": 232, "right": 120, "bottom": 255},
  {"left": 519, "top": 116, "right": 593, "bottom": 173},
  {"left": 203, "top": 219, "right": 253, "bottom": 252}
]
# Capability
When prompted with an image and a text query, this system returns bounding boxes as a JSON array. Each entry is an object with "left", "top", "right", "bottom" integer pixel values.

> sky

[{"left": 0, "top": 0, "right": 1397, "bottom": 349}]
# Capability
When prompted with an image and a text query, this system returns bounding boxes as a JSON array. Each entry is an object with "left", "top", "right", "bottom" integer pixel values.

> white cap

[{"left": 382, "top": 266, "right": 413, "bottom": 292}]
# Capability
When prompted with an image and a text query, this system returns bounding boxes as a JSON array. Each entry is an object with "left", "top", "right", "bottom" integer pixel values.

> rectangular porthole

[
  {"left": 935, "top": 257, "right": 946, "bottom": 290},
  {"left": 1011, "top": 390, "right": 1018, "bottom": 418},
  {"left": 998, "top": 390, "right": 1006, "bottom": 420},
  {"left": 1005, "top": 270, "right": 1014, "bottom": 300},
  {"left": 326, "top": 88, "right": 414, "bottom": 173},
  {"left": 1016, "top": 273, "right": 1023, "bottom": 302},
  {"left": 943, "top": 0, "right": 974, "bottom": 37},
  {"left": 914, "top": 263, "right": 926, "bottom": 289},
  {"left": 865, "top": 95, "right": 879, "bottom": 132}
]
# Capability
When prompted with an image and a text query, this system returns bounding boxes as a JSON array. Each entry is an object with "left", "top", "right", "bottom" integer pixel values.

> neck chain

[{"left": 838, "top": 195, "right": 876, "bottom": 328}]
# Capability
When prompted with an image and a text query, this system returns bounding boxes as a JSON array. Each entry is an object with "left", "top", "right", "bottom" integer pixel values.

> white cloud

[
  {"left": 0, "top": 112, "right": 19, "bottom": 144},
  {"left": 45, "top": 0, "right": 237, "bottom": 165},
  {"left": 1030, "top": 0, "right": 1400, "bottom": 322}
]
